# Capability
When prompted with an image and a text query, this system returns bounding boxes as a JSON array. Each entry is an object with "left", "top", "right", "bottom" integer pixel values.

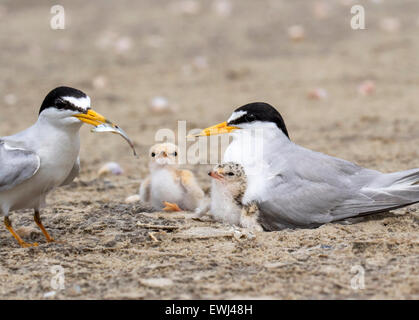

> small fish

[{"left": 91, "top": 122, "right": 137, "bottom": 156}]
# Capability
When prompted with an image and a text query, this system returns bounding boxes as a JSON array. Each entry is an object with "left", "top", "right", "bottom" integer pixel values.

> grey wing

[
  {"left": 0, "top": 140, "right": 41, "bottom": 192},
  {"left": 60, "top": 157, "right": 80, "bottom": 186},
  {"left": 255, "top": 146, "right": 381, "bottom": 229}
]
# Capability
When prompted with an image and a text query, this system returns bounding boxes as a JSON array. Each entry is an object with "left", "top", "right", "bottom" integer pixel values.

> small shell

[
  {"left": 98, "top": 162, "right": 124, "bottom": 177},
  {"left": 115, "top": 36, "right": 133, "bottom": 53},
  {"left": 288, "top": 25, "right": 305, "bottom": 42},
  {"left": 307, "top": 88, "right": 328, "bottom": 100},
  {"left": 92, "top": 76, "right": 107, "bottom": 89},
  {"left": 213, "top": 0, "right": 233, "bottom": 17},
  {"left": 358, "top": 80, "right": 375, "bottom": 96},
  {"left": 125, "top": 194, "right": 141, "bottom": 203},
  {"left": 149, "top": 96, "right": 171, "bottom": 113}
]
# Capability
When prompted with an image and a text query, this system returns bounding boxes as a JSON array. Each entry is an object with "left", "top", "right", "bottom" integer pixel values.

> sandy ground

[{"left": 0, "top": 0, "right": 419, "bottom": 299}]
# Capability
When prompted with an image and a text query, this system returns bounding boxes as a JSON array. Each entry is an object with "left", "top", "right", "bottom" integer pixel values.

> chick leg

[
  {"left": 4, "top": 216, "right": 38, "bottom": 248},
  {"left": 240, "top": 202, "right": 264, "bottom": 232},
  {"left": 34, "top": 210, "right": 55, "bottom": 242},
  {"left": 163, "top": 201, "right": 182, "bottom": 212}
]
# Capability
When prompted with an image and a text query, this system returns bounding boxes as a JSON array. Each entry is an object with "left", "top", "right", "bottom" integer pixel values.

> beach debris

[
  {"left": 149, "top": 96, "right": 172, "bottom": 113},
  {"left": 43, "top": 291, "right": 56, "bottom": 298},
  {"left": 380, "top": 17, "right": 401, "bottom": 33},
  {"left": 16, "top": 226, "right": 39, "bottom": 239},
  {"left": 358, "top": 80, "right": 375, "bottom": 96},
  {"left": 288, "top": 25, "right": 305, "bottom": 42},
  {"left": 213, "top": 0, "right": 233, "bottom": 17},
  {"left": 92, "top": 75, "right": 108, "bottom": 89},
  {"left": 139, "top": 278, "right": 174, "bottom": 288},
  {"left": 125, "top": 194, "right": 141, "bottom": 203},
  {"left": 136, "top": 222, "right": 180, "bottom": 230},
  {"left": 92, "top": 123, "right": 137, "bottom": 156},
  {"left": 115, "top": 36, "right": 133, "bottom": 53},
  {"left": 232, "top": 227, "right": 256, "bottom": 240},
  {"left": 307, "top": 88, "right": 328, "bottom": 100},
  {"left": 98, "top": 162, "right": 124, "bottom": 177}
]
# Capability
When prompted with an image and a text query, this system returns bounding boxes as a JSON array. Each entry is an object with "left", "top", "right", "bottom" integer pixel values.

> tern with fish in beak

[{"left": 0, "top": 86, "right": 134, "bottom": 247}]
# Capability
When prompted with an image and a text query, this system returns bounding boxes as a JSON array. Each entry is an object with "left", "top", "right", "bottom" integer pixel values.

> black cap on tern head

[
  {"left": 39, "top": 86, "right": 89, "bottom": 115},
  {"left": 227, "top": 102, "right": 289, "bottom": 138}
]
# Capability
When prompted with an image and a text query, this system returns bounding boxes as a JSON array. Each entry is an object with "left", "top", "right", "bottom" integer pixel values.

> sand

[{"left": 0, "top": 0, "right": 418, "bottom": 299}]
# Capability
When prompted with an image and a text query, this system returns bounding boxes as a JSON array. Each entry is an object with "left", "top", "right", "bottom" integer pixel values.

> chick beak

[
  {"left": 209, "top": 171, "right": 224, "bottom": 181},
  {"left": 189, "top": 121, "right": 239, "bottom": 138},
  {"left": 73, "top": 109, "right": 111, "bottom": 127}
]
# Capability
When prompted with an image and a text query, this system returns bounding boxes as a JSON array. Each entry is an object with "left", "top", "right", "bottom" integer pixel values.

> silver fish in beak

[{"left": 91, "top": 123, "right": 137, "bottom": 156}]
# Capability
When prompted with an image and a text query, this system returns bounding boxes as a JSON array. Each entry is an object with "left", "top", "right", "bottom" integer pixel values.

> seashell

[
  {"left": 92, "top": 76, "right": 107, "bottom": 89},
  {"left": 288, "top": 25, "right": 305, "bottom": 42},
  {"left": 98, "top": 162, "right": 124, "bottom": 177},
  {"left": 307, "top": 88, "right": 328, "bottom": 100},
  {"left": 358, "top": 80, "right": 375, "bottom": 96},
  {"left": 125, "top": 194, "right": 141, "bottom": 203},
  {"left": 149, "top": 96, "right": 171, "bottom": 113},
  {"left": 213, "top": 0, "right": 232, "bottom": 17},
  {"left": 115, "top": 36, "right": 133, "bottom": 53}
]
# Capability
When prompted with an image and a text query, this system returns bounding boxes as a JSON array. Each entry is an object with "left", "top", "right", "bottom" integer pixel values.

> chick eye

[
  {"left": 151, "top": 152, "right": 156, "bottom": 157},
  {"left": 173, "top": 152, "right": 178, "bottom": 157},
  {"left": 227, "top": 172, "right": 235, "bottom": 176}
]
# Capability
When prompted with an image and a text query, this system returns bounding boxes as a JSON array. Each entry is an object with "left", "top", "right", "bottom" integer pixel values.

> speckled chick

[
  {"left": 139, "top": 143, "right": 205, "bottom": 212},
  {"left": 208, "top": 162, "right": 263, "bottom": 231}
]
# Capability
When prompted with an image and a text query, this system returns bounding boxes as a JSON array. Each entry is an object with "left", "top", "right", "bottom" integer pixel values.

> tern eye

[
  {"left": 246, "top": 114, "right": 256, "bottom": 122},
  {"left": 173, "top": 151, "right": 178, "bottom": 157},
  {"left": 55, "top": 99, "right": 67, "bottom": 109},
  {"left": 227, "top": 172, "right": 235, "bottom": 176},
  {"left": 151, "top": 152, "right": 156, "bottom": 157}
]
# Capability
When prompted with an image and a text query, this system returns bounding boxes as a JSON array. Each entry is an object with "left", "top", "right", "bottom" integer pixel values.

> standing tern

[
  {"left": 0, "top": 86, "right": 123, "bottom": 247},
  {"left": 194, "top": 102, "right": 419, "bottom": 231}
]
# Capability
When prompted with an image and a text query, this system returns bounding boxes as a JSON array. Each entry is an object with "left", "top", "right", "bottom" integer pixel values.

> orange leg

[
  {"left": 4, "top": 217, "right": 38, "bottom": 248},
  {"left": 34, "top": 210, "right": 55, "bottom": 243},
  {"left": 162, "top": 201, "right": 182, "bottom": 212}
]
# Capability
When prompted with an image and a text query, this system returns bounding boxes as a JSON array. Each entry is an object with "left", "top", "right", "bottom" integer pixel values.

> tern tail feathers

[{"left": 333, "top": 168, "right": 419, "bottom": 218}]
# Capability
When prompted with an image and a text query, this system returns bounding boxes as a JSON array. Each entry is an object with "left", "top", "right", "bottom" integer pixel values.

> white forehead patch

[
  {"left": 62, "top": 96, "right": 91, "bottom": 110},
  {"left": 227, "top": 110, "right": 247, "bottom": 123}
]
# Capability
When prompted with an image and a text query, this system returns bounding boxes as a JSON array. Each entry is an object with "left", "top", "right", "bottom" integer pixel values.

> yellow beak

[
  {"left": 73, "top": 109, "right": 109, "bottom": 126},
  {"left": 190, "top": 121, "right": 239, "bottom": 137}
]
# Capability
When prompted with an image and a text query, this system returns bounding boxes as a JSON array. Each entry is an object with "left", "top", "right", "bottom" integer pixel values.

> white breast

[
  {"left": 150, "top": 169, "right": 184, "bottom": 210},
  {"left": 209, "top": 180, "right": 241, "bottom": 225}
]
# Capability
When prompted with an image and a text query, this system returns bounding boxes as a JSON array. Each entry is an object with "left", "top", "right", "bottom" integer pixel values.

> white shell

[{"left": 98, "top": 162, "right": 124, "bottom": 177}]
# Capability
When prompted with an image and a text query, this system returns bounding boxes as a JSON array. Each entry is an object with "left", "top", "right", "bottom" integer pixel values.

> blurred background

[{"left": 1, "top": 0, "right": 419, "bottom": 173}]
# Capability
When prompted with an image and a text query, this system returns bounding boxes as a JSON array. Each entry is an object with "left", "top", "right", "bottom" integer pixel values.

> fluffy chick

[
  {"left": 139, "top": 143, "right": 205, "bottom": 211},
  {"left": 208, "top": 162, "right": 263, "bottom": 231}
]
